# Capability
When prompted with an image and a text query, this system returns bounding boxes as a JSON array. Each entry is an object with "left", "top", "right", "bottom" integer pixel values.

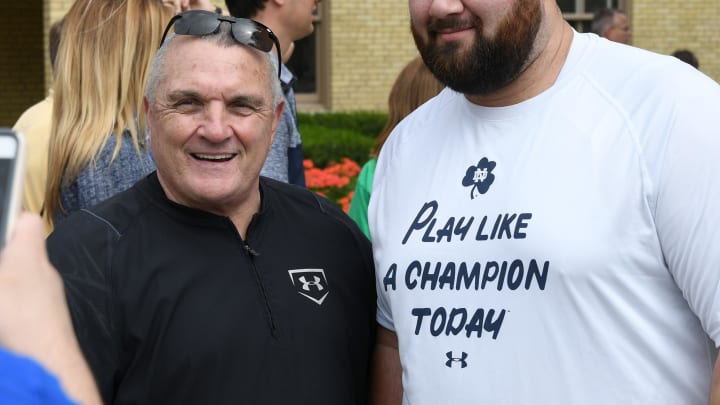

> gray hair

[
  {"left": 145, "top": 22, "right": 283, "bottom": 108},
  {"left": 591, "top": 8, "right": 623, "bottom": 36}
]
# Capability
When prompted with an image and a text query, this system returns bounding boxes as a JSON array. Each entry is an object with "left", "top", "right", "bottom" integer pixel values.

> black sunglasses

[{"left": 160, "top": 10, "right": 282, "bottom": 78}]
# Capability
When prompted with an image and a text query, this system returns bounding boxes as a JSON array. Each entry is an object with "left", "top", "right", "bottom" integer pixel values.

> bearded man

[{"left": 368, "top": 0, "right": 720, "bottom": 404}]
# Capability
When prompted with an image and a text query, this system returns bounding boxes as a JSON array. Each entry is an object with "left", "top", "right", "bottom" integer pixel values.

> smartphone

[{"left": 0, "top": 128, "right": 25, "bottom": 247}]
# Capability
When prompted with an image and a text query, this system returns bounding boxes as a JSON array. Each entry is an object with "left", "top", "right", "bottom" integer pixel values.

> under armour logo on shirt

[
  {"left": 288, "top": 269, "right": 329, "bottom": 305},
  {"left": 445, "top": 351, "right": 468, "bottom": 368}
]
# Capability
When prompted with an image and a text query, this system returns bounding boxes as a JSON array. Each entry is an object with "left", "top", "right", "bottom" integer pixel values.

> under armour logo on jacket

[
  {"left": 288, "top": 269, "right": 329, "bottom": 305},
  {"left": 298, "top": 275, "right": 324, "bottom": 292}
]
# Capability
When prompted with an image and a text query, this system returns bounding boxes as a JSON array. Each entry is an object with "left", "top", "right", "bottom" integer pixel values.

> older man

[
  {"left": 47, "top": 11, "right": 375, "bottom": 405},
  {"left": 370, "top": 0, "right": 720, "bottom": 404},
  {"left": 591, "top": 8, "right": 632, "bottom": 44}
]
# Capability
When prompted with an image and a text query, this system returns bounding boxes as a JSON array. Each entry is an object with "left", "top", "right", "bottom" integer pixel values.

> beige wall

[
  {"left": 45, "top": 0, "right": 74, "bottom": 89},
  {"left": 1, "top": 0, "right": 718, "bottom": 125},
  {"left": 48, "top": 0, "right": 73, "bottom": 24},
  {"left": 327, "top": 0, "right": 720, "bottom": 111},
  {"left": 327, "top": 0, "right": 418, "bottom": 111},
  {"left": 633, "top": 0, "right": 719, "bottom": 82}
]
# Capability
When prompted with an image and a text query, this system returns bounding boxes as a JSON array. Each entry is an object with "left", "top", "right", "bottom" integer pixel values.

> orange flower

[
  {"left": 338, "top": 190, "right": 355, "bottom": 213},
  {"left": 304, "top": 158, "right": 361, "bottom": 212}
]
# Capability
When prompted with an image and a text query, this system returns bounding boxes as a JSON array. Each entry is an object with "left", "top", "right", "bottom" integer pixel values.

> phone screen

[{"left": 0, "top": 134, "right": 19, "bottom": 245}]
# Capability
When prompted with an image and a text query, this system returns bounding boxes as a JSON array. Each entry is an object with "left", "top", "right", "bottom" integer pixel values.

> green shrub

[
  {"left": 300, "top": 124, "right": 375, "bottom": 168},
  {"left": 298, "top": 111, "right": 388, "bottom": 168},
  {"left": 298, "top": 112, "right": 387, "bottom": 138}
]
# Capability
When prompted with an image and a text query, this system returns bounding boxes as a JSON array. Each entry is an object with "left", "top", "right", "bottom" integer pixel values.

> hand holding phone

[{"left": 0, "top": 128, "right": 26, "bottom": 247}]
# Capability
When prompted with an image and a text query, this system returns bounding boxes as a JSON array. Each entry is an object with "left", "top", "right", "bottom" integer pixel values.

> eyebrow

[
  {"left": 165, "top": 90, "right": 267, "bottom": 108},
  {"left": 227, "top": 94, "right": 267, "bottom": 109},
  {"left": 165, "top": 90, "right": 202, "bottom": 103}
]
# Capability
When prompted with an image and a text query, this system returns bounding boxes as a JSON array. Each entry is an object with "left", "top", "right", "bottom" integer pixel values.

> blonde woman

[{"left": 45, "top": 0, "right": 175, "bottom": 226}]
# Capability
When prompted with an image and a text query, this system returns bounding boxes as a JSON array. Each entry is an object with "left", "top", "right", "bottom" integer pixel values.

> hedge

[
  {"left": 298, "top": 112, "right": 387, "bottom": 137},
  {"left": 298, "top": 112, "right": 388, "bottom": 168}
]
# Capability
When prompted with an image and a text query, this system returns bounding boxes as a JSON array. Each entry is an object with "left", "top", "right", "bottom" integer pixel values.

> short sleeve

[{"left": 653, "top": 74, "right": 720, "bottom": 345}]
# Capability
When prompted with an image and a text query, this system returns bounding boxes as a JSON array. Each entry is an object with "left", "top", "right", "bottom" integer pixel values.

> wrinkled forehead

[
  {"left": 166, "top": 33, "right": 266, "bottom": 65},
  {"left": 162, "top": 36, "right": 270, "bottom": 89}
]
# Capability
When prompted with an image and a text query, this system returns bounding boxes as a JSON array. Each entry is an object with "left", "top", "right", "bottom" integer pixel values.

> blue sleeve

[
  {"left": 287, "top": 143, "right": 306, "bottom": 187},
  {"left": 0, "top": 347, "right": 78, "bottom": 405},
  {"left": 72, "top": 132, "right": 155, "bottom": 211}
]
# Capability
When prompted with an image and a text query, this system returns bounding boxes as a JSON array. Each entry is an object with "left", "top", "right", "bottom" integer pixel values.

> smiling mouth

[
  {"left": 438, "top": 26, "right": 470, "bottom": 33},
  {"left": 191, "top": 153, "right": 236, "bottom": 162}
]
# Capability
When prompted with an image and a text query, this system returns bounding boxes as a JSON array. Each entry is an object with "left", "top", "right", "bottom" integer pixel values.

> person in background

[
  {"left": 591, "top": 8, "right": 632, "bottom": 44},
  {"left": 47, "top": 11, "right": 375, "bottom": 404},
  {"left": 369, "top": 0, "right": 720, "bottom": 403},
  {"left": 348, "top": 56, "right": 443, "bottom": 240},
  {"left": 225, "top": 0, "right": 321, "bottom": 187},
  {"left": 13, "top": 18, "right": 63, "bottom": 217},
  {"left": 672, "top": 49, "right": 700, "bottom": 69},
  {"left": 0, "top": 213, "right": 101, "bottom": 405},
  {"left": 43, "top": 0, "right": 176, "bottom": 227}
]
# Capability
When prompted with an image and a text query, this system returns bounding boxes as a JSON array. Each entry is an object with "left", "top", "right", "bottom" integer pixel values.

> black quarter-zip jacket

[{"left": 47, "top": 172, "right": 376, "bottom": 405}]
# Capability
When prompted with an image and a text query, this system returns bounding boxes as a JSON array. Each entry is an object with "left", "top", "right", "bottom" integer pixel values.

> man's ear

[
  {"left": 602, "top": 25, "right": 613, "bottom": 38},
  {"left": 270, "top": 99, "right": 285, "bottom": 145},
  {"left": 268, "top": 0, "right": 287, "bottom": 8},
  {"left": 143, "top": 96, "right": 155, "bottom": 147}
]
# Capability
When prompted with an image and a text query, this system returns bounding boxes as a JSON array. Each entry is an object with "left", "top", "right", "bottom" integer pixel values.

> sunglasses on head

[{"left": 159, "top": 10, "right": 282, "bottom": 78}]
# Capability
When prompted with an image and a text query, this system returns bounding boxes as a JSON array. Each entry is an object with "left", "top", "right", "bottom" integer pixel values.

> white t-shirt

[{"left": 370, "top": 31, "right": 720, "bottom": 404}]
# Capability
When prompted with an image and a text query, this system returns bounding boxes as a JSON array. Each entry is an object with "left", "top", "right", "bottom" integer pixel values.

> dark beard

[{"left": 412, "top": 0, "right": 542, "bottom": 96}]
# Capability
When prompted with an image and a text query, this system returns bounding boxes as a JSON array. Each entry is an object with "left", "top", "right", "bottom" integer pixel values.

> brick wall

[
  {"left": 46, "top": 0, "right": 74, "bottom": 90},
  {"left": 328, "top": 0, "right": 418, "bottom": 111},
  {"left": 633, "top": 0, "right": 719, "bottom": 81},
  {"left": 4, "top": 0, "right": 718, "bottom": 120},
  {"left": 328, "top": 0, "right": 719, "bottom": 111},
  {"left": 1, "top": 1, "right": 45, "bottom": 127}
]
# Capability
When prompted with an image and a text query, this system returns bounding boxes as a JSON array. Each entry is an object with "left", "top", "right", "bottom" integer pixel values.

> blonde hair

[
  {"left": 45, "top": 0, "right": 173, "bottom": 224},
  {"left": 372, "top": 56, "right": 444, "bottom": 156}
]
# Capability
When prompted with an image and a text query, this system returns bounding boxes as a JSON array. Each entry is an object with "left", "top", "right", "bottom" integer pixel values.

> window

[
  {"left": 286, "top": 3, "right": 327, "bottom": 109},
  {"left": 559, "top": 0, "right": 629, "bottom": 32}
]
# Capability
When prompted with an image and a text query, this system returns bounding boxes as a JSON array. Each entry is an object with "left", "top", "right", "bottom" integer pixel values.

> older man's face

[
  {"left": 146, "top": 37, "right": 282, "bottom": 216},
  {"left": 604, "top": 12, "right": 632, "bottom": 44}
]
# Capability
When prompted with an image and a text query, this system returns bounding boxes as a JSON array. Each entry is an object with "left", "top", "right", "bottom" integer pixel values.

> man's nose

[
  {"left": 428, "top": 0, "right": 464, "bottom": 19},
  {"left": 199, "top": 104, "right": 231, "bottom": 142}
]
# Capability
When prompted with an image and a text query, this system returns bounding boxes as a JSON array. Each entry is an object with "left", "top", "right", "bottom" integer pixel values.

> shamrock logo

[{"left": 461, "top": 157, "right": 496, "bottom": 199}]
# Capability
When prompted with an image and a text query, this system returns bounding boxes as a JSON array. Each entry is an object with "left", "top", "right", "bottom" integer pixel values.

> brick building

[{"left": 1, "top": 0, "right": 718, "bottom": 126}]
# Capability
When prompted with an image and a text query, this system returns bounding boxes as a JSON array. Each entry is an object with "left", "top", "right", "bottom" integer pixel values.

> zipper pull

[{"left": 244, "top": 242, "right": 259, "bottom": 256}]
